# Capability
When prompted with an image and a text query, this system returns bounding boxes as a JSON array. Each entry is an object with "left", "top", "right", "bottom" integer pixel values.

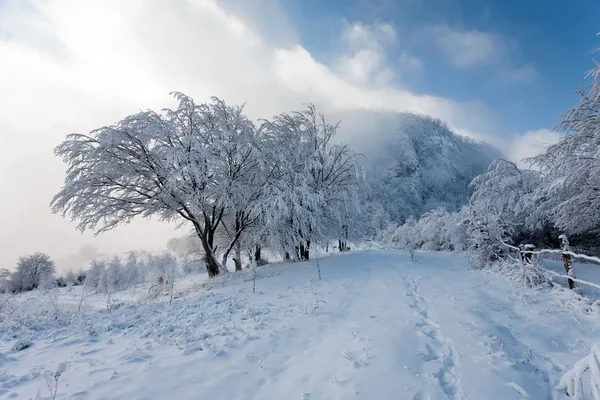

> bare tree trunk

[
  {"left": 254, "top": 246, "right": 262, "bottom": 262},
  {"left": 339, "top": 224, "right": 349, "bottom": 252},
  {"left": 221, "top": 256, "right": 228, "bottom": 272},
  {"left": 204, "top": 253, "right": 220, "bottom": 277},
  {"left": 304, "top": 240, "right": 310, "bottom": 260},
  {"left": 192, "top": 218, "right": 223, "bottom": 277},
  {"left": 299, "top": 244, "right": 306, "bottom": 260},
  {"left": 198, "top": 232, "right": 220, "bottom": 277},
  {"left": 233, "top": 241, "right": 242, "bottom": 272}
]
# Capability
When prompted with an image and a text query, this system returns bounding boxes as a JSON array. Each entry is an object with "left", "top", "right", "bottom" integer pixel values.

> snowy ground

[{"left": 1, "top": 251, "right": 600, "bottom": 399}]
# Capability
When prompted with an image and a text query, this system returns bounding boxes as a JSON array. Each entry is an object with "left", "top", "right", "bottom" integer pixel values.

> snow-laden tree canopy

[
  {"left": 52, "top": 94, "right": 365, "bottom": 277},
  {"left": 256, "top": 106, "right": 365, "bottom": 259},
  {"left": 52, "top": 93, "right": 261, "bottom": 277},
  {"left": 528, "top": 53, "right": 600, "bottom": 235},
  {"left": 11, "top": 252, "right": 56, "bottom": 292},
  {"left": 470, "top": 159, "right": 545, "bottom": 232}
]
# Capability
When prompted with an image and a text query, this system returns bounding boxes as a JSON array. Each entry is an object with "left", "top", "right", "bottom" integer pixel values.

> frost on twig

[{"left": 45, "top": 362, "right": 67, "bottom": 400}]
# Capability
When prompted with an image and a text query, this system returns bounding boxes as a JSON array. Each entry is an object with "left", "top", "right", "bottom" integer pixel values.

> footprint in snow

[
  {"left": 351, "top": 330, "right": 371, "bottom": 343},
  {"left": 330, "top": 373, "right": 351, "bottom": 385},
  {"left": 420, "top": 343, "right": 442, "bottom": 362}
]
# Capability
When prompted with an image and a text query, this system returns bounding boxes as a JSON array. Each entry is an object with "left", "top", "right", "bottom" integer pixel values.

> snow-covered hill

[
  {"left": 338, "top": 111, "right": 501, "bottom": 223},
  {"left": 1, "top": 251, "right": 599, "bottom": 399}
]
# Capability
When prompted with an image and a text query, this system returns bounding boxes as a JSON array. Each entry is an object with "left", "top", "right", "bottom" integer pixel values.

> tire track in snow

[{"left": 404, "top": 276, "right": 465, "bottom": 399}]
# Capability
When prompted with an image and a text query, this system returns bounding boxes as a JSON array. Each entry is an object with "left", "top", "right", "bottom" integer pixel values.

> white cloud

[
  {"left": 428, "top": 24, "right": 539, "bottom": 84},
  {"left": 496, "top": 64, "right": 539, "bottom": 83},
  {"left": 0, "top": 0, "right": 499, "bottom": 271},
  {"left": 335, "top": 21, "right": 423, "bottom": 86},
  {"left": 432, "top": 25, "right": 501, "bottom": 68},
  {"left": 342, "top": 20, "right": 397, "bottom": 50},
  {"left": 335, "top": 21, "right": 399, "bottom": 86},
  {"left": 507, "top": 129, "right": 561, "bottom": 167}
]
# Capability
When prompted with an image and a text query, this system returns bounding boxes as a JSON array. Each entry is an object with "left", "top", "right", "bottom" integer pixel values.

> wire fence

[{"left": 500, "top": 240, "right": 600, "bottom": 291}]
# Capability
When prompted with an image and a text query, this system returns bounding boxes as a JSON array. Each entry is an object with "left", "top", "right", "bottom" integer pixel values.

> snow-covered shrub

[
  {"left": 380, "top": 208, "right": 466, "bottom": 252},
  {"left": 378, "top": 220, "right": 414, "bottom": 251},
  {"left": 147, "top": 253, "right": 180, "bottom": 302},
  {"left": 462, "top": 205, "right": 510, "bottom": 269},
  {"left": 558, "top": 342, "right": 600, "bottom": 399},
  {"left": 487, "top": 258, "right": 552, "bottom": 289},
  {"left": 64, "top": 270, "right": 77, "bottom": 287}
]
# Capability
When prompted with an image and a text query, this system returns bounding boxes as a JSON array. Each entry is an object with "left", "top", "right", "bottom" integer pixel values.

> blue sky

[{"left": 280, "top": 0, "right": 600, "bottom": 134}]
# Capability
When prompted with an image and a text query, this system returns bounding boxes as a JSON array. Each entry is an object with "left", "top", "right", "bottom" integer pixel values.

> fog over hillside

[{"left": 336, "top": 111, "right": 503, "bottom": 223}]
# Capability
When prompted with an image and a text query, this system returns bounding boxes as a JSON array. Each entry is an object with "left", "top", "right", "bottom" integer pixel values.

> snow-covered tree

[
  {"left": 11, "top": 253, "right": 56, "bottom": 292},
  {"left": 470, "top": 159, "right": 546, "bottom": 233},
  {"left": 461, "top": 204, "right": 510, "bottom": 269},
  {"left": 380, "top": 208, "right": 466, "bottom": 253},
  {"left": 0, "top": 268, "right": 10, "bottom": 293},
  {"left": 124, "top": 251, "right": 144, "bottom": 286},
  {"left": 147, "top": 253, "right": 179, "bottom": 302},
  {"left": 213, "top": 125, "right": 272, "bottom": 271},
  {"left": 64, "top": 270, "right": 77, "bottom": 286},
  {"left": 528, "top": 43, "right": 600, "bottom": 236},
  {"left": 381, "top": 217, "right": 418, "bottom": 254},
  {"left": 103, "top": 256, "right": 126, "bottom": 292},
  {"left": 52, "top": 93, "right": 259, "bottom": 277},
  {"left": 417, "top": 208, "right": 464, "bottom": 251},
  {"left": 85, "top": 260, "right": 106, "bottom": 292},
  {"left": 258, "top": 105, "right": 364, "bottom": 260}
]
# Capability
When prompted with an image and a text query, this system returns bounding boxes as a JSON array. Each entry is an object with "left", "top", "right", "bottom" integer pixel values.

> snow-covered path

[{"left": 2, "top": 251, "right": 599, "bottom": 399}]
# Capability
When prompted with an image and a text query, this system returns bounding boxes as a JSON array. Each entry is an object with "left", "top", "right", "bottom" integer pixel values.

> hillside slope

[
  {"left": 339, "top": 111, "right": 502, "bottom": 223},
  {"left": 1, "top": 252, "right": 598, "bottom": 399}
]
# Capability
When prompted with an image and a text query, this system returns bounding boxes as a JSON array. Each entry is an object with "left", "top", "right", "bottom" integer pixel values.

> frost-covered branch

[
  {"left": 558, "top": 343, "right": 600, "bottom": 399},
  {"left": 53, "top": 94, "right": 258, "bottom": 277}
]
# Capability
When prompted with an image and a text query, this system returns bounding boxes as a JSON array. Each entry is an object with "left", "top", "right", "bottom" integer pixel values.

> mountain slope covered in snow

[{"left": 339, "top": 111, "right": 502, "bottom": 223}]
